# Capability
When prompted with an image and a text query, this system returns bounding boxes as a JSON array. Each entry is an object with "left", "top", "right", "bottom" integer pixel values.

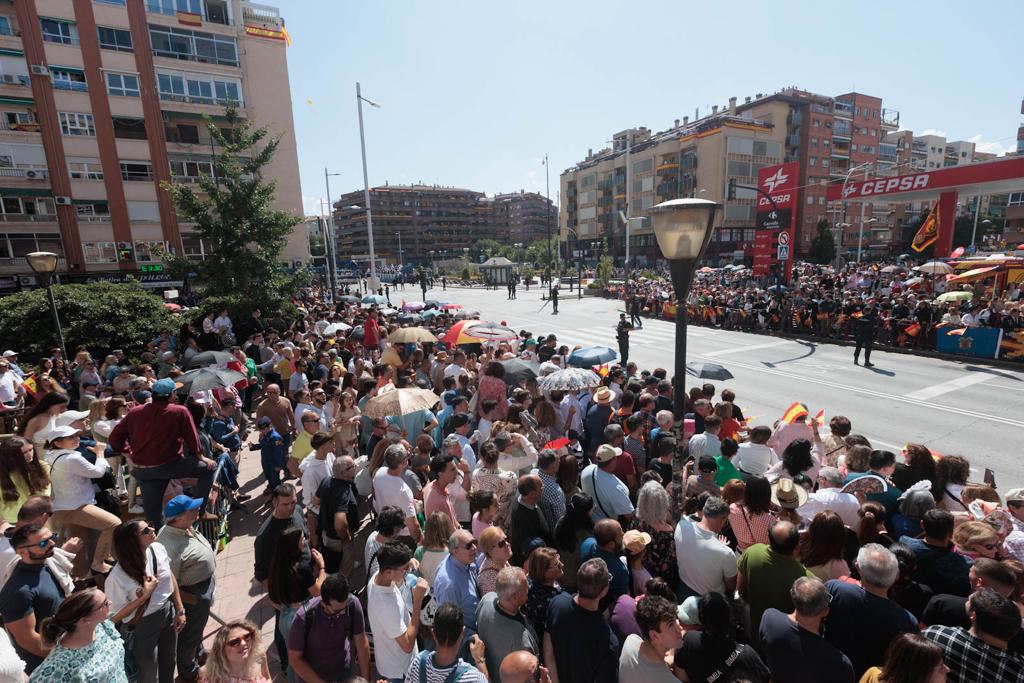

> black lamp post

[
  {"left": 25, "top": 251, "right": 67, "bottom": 361},
  {"left": 648, "top": 198, "right": 720, "bottom": 520}
]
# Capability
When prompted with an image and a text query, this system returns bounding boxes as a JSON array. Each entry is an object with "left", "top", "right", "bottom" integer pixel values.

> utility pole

[
  {"left": 323, "top": 168, "right": 340, "bottom": 293},
  {"left": 544, "top": 153, "right": 554, "bottom": 282},
  {"left": 356, "top": 82, "right": 379, "bottom": 289}
]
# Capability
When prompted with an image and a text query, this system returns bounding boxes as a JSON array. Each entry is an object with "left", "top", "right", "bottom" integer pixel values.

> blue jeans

[
  {"left": 133, "top": 457, "right": 215, "bottom": 527},
  {"left": 278, "top": 603, "right": 304, "bottom": 683},
  {"left": 260, "top": 449, "right": 281, "bottom": 489},
  {"left": 215, "top": 452, "right": 240, "bottom": 490}
]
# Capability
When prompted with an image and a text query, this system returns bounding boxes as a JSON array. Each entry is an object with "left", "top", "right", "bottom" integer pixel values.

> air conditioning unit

[
  {"left": 292, "top": 259, "right": 304, "bottom": 269},
  {"left": 25, "top": 169, "right": 46, "bottom": 180},
  {"left": 29, "top": 65, "right": 49, "bottom": 77},
  {"left": 54, "top": 196, "right": 72, "bottom": 205}
]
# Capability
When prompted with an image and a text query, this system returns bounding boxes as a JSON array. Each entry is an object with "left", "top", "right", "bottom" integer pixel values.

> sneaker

[{"left": 128, "top": 504, "right": 144, "bottom": 515}]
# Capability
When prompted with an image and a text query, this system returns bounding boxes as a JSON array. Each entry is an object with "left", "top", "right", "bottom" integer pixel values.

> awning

[
  {"left": 948, "top": 265, "right": 1000, "bottom": 283},
  {"left": 0, "top": 49, "right": 24, "bottom": 57},
  {"left": 161, "top": 109, "right": 235, "bottom": 123},
  {"left": 0, "top": 96, "right": 34, "bottom": 106},
  {"left": 0, "top": 187, "right": 53, "bottom": 197},
  {"left": 50, "top": 65, "right": 84, "bottom": 75}
]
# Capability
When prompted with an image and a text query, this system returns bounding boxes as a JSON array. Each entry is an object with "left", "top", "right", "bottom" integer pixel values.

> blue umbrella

[
  {"left": 566, "top": 346, "right": 618, "bottom": 368},
  {"left": 362, "top": 294, "right": 387, "bottom": 305},
  {"left": 767, "top": 284, "right": 788, "bottom": 292},
  {"left": 420, "top": 309, "right": 442, "bottom": 318}
]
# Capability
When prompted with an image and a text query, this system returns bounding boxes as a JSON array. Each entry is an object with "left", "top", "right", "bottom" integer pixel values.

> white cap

[
  {"left": 41, "top": 425, "right": 81, "bottom": 442},
  {"left": 54, "top": 410, "right": 89, "bottom": 427},
  {"left": 2, "top": 350, "right": 16, "bottom": 357}
]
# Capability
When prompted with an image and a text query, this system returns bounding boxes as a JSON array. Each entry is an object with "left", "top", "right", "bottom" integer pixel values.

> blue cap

[
  {"left": 164, "top": 495, "right": 203, "bottom": 519},
  {"left": 151, "top": 378, "right": 179, "bottom": 396},
  {"left": 132, "top": 390, "right": 152, "bottom": 403}
]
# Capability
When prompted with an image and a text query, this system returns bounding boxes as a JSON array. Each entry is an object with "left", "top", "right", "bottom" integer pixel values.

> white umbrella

[
  {"left": 363, "top": 386, "right": 441, "bottom": 418},
  {"left": 323, "top": 322, "right": 352, "bottom": 336},
  {"left": 915, "top": 260, "right": 954, "bottom": 275}
]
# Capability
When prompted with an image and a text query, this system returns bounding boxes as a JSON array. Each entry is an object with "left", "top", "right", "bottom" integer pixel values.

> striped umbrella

[{"left": 440, "top": 320, "right": 516, "bottom": 346}]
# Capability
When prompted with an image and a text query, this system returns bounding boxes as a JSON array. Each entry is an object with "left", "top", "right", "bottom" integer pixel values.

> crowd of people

[
  {"left": 607, "top": 260, "right": 1023, "bottom": 359},
  {"left": 0, "top": 281, "right": 1022, "bottom": 682}
]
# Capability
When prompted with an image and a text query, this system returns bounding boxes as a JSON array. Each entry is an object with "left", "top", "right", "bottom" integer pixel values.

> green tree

[
  {"left": 596, "top": 239, "right": 613, "bottom": 285},
  {"left": 162, "top": 106, "right": 306, "bottom": 311},
  {"left": 0, "top": 283, "right": 173, "bottom": 359},
  {"left": 808, "top": 219, "right": 836, "bottom": 264},
  {"left": 524, "top": 236, "right": 558, "bottom": 268},
  {"left": 469, "top": 239, "right": 504, "bottom": 263}
]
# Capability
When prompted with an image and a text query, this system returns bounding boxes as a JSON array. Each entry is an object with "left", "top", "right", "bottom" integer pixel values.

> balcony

[
  {"left": 241, "top": 1, "right": 283, "bottom": 30},
  {"left": 656, "top": 162, "right": 678, "bottom": 174},
  {"left": 0, "top": 74, "right": 29, "bottom": 87},
  {"left": 833, "top": 101, "right": 853, "bottom": 118},
  {"left": 787, "top": 110, "right": 804, "bottom": 126},
  {"left": 146, "top": 1, "right": 233, "bottom": 27},
  {"left": 830, "top": 149, "right": 850, "bottom": 160},
  {"left": 0, "top": 119, "right": 40, "bottom": 134},
  {"left": 881, "top": 108, "right": 900, "bottom": 129},
  {"left": 832, "top": 122, "right": 852, "bottom": 138},
  {"left": 0, "top": 213, "right": 57, "bottom": 223},
  {"left": 53, "top": 80, "right": 88, "bottom": 93},
  {"left": 0, "top": 167, "right": 47, "bottom": 180}
]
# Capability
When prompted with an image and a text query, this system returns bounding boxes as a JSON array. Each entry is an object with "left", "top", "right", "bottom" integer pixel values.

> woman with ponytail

[{"left": 29, "top": 588, "right": 128, "bottom": 681}]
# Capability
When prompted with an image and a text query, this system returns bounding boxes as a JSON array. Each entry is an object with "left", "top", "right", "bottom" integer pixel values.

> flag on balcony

[
  {"left": 176, "top": 11, "right": 202, "bottom": 26},
  {"left": 911, "top": 201, "right": 940, "bottom": 252}
]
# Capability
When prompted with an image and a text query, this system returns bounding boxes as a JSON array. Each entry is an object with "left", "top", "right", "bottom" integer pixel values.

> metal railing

[
  {"left": 53, "top": 80, "right": 88, "bottom": 93},
  {"left": 0, "top": 214, "right": 57, "bottom": 222}
]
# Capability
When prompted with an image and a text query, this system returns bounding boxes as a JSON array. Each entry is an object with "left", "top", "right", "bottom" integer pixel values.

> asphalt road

[{"left": 404, "top": 283, "right": 1024, "bottom": 489}]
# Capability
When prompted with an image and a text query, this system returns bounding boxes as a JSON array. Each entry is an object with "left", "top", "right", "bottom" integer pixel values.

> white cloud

[
  {"left": 302, "top": 194, "right": 326, "bottom": 216},
  {"left": 967, "top": 134, "right": 1013, "bottom": 157},
  {"left": 920, "top": 129, "right": 948, "bottom": 137}
]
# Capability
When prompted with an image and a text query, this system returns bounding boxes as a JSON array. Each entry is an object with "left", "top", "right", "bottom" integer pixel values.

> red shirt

[
  {"left": 108, "top": 400, "right": 201, "bottom": 467},
  {"left": 363, "top": 316, "right": 380, "bottom": 347}
]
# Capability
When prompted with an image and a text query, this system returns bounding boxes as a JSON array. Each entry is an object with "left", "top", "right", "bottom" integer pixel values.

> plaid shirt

[
  {"left": 533, "top": 469, "right": 566, "bottom": 531},
  {"left": 1004, "top": 515, "right": 1024, "bottom": 563},
  {"left": 923, "top": 625, "right": 1024, "bottom": 683}
]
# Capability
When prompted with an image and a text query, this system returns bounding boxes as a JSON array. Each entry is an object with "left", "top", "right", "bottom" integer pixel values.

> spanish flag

[
  {"left": 780, "top": 402, "right": 808, "bottom": 425},
  {"left": 21, "top": 373, "right": 37, "bottom": 399},
  {"left": 904, "top": 322, "right": 921, "bottom": 337},
  {"left": 813, "top": 409, "right": 825, "bottom": 426},
  {"left": 911, "top": 201, "right": 940, "bottom": 253}
]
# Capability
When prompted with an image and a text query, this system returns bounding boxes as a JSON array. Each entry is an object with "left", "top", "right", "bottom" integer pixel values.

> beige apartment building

[
  {"left": 0, "top": 0, "right": 306, "bottom": 293},
  {"left": 560, "top": 99, "right": 787, "bottom": 266}
]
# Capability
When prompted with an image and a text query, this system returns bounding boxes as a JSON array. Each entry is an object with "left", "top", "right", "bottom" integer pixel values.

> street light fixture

[
  {"left": 25, "top": 252, "right": 67, "bottom": 361},
  {"left": 647, "top": 198, "right": 719, "bottom": 519}
]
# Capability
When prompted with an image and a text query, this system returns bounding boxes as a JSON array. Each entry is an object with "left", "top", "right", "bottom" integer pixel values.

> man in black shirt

[
  {"left": 544, "top": 559, "right": 618, "bottom": 683},
  {"left": 853, "top": 304, "right": 879, "bottom": 367},
  {"left": 315, "top": 455, "right": 359, "bottom": 575},
  {"left": 616, "top": 314, "right": 633, "bottom": 365},
  {"left": 550, "top": 284, "right": 559, "bottom": 314},
  {"left": 537, "top": 337, "right": 557, "bottom": 363},
  {"left": 922, "top": 558, "right": 1022, "bottom": 652}
]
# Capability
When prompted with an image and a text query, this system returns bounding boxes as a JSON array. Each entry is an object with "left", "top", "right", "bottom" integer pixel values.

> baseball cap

[
  {"left": 257, "top": 416, "right": 272, "bottom": 428},
  {"left": 1005, "top": 488, "right": 1024, "bottom": 504},
  {"left": 2, "top": 350, "right": 16, "bottom": 357},
  {"left": 151, "top": 378, "right": 180, "bottom": 396},
  {"left": 41, "top": 425, "right": 80, "bottom": 443},
  {"left": 164, "top": 495, "right": 203, "bottom": 519},
  {"left": 132, "top": 390, "right": 152, "bottom": 403},
  {"left": 54, "top": 410, "right": 89, "bottom": 427},
  {"left": 594, "top": 444, "right": 621, "bottom": 464}
]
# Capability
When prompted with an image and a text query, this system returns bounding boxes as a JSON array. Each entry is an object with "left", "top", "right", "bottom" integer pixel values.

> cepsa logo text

[
  {"left": 757, "top": 193, "right": 791, "bottom": 207},
  {"left": 853, "top": 174, "right": 930, "bottom": 197}
]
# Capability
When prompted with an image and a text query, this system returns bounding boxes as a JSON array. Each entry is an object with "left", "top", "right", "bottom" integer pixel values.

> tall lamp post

[
  {"left": 648, "top": 198, "right": 719, "bottom": 520},
  {"left": 25, "top": 252, "right": 67, "bottom": 361},
  {"left": 355, "top": 82, "right": 380, "bottom": 290},
  {"left": 395, "top": 232, "right": 404, "bottom": 265},
  {"left": 323, "top": 169, "right": 342, "bottom": 293}
]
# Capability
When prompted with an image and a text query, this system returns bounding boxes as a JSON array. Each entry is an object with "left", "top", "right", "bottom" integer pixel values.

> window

[
  {"left": 97, "top": 0, "right": 127, "bottom": 5},
  {"left": 51, "top": 68, "right": 88, "bottom": 92},
  {"left": 4, "top": 112, "right": 37, "bottom": 131},
  {"left": 807, "top": 196, "right": 815, "bottom": 205},
  {"left": 170, "top": 158, "right": 213, "bottom": 181},
  {"left": 120, "top": 161, "right": 154, "bottom": 181},
  {"left": 810, "top": 137, "right": 818, "bottom": 147},
  {"left": 76, "top": 201, "right": 110, "bottom": 217},
  {"left": 134, "top": 240, "right": 167, "bottom": 262},
  {"left": 186, "top": 77, "right": 213, "bottom": 103},
  {"left": 157, "top": 72, "right": 185, "bottom": 101},
  {"left": 632, "top": 159, "right": 653, "bottom": 174},
  {"left": 821, "top": 159, "right": 829, "bottom": 168},
  {"left": 127, "top": 201, "right": 159, "bottom": 221},
  {"left": 0, "top": 17, "right": 13, "bottom": 37},
  {"left": 0, "top": 233, "right": 63, "bottom": 259},
  {"left": 112, "top": 117, "right": 147, "bottom": 140},
  {"left": 83, "top": 241, "right": 118, "bottom": 263},
  {"left": 106, "top": 72, "right": 140, "bottom": 97},
  {"left": 214, "top": 80, "right": 239, "bottom": 104},
  {"left": 147, "top": 0, "right": 202, "bottom": 15},
  {"left": 149, "top": 25, "right": 239, "bottom": 66},
  {"left": 809, "top": 157, "right": 816, "bottom": 166},
  {"left": 175, "top": 124, "right": 200, "bottom": 144},
  {"left": 97, "top": 26, "right": 133, "bottom": 52},
  {"left": 0, "top": 197, "right": 23, "bottom": 214},
  {"left": 68, "top": 158, "right": 104, "bottom": 180},
  {"left": 41, "top": 18, "right": 79, "bottom": 45},
  {"left": 59, "top": 112, "right": 96, "bottom": 137}
]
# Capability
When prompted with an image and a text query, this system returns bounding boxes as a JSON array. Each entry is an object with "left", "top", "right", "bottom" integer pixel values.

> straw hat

[
  {"left": 771, "top": 477, "right": 808, "bottom": 509},
  {"left": 593, "top": 387, "right": 614, "bottom": 406},
  {"left": 623, "top": 529, "right": 652, "bottom": 555}
]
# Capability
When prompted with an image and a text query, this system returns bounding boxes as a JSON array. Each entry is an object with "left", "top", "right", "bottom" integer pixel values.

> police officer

[
  {"left": 629, "top": 294, "right": 643, "bottom": 329},
  {"left": 853, "top": 303, "right": 879, "bottom": 367},
  {"left": 616, "top": 313, "right": 633, "bottom": 364},
  {"left": 550, "top": 282, "right": 559, "bottom": 314}
]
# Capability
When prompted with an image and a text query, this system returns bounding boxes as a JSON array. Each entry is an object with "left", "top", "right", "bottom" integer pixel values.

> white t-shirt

[
  {"left": 367, "top": 575, "right": 417, "bottom": 678},
  {"left": 299, "top": 453, "right": 335, "bottom": 513},
  {"left": 798, "top": 488, "right": 861, "bottom": 531},
  {"left": 0, "top": 372, "right": 18, "bottom": 404},
  {"left": 373, "top": 468, "right": 417, "bottom": 524},
  {"left": 45, "top": 448, "right": 106, "bottom": 511},
  {"left": 674, "top": 516, "right": 737, "bottom": 595},
  {"left": 580, "top": 464, "right": 634, "bottom": 522},
  {"left": 106, "top": 542, "right": 174, "bottom": 617},
  {"left": 735, "top": 443, "right": 777, "bottom": 476}
]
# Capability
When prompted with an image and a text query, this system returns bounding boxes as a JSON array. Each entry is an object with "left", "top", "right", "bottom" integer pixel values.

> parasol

[
  {"left": 175, "top": 367, "right": 247, "bottom": 395},
  {"left": 185, "top": 350, "right": 234, "bottom": 369},
  {"left": 463, "top": 321, "right": 518, "bottom": 341},
  {"left": 686, "top": 362, "right": 734, "bottom": 380},
  {"left": 363, "top": 386, "right": 441, "bottom": 418},
  {"left": 498, "top": 358, "right": 540, "bottom": 384},
  {"left": 403, "top": 301, "right": 426, "bottom": 311},
  {"left": 388, "top": 327, "right": 438, "bottom": 344},
  {"left": 566, "top": 346, "right": 618, "bottom": 368},
  {"left": 935, "top": 291, "right": 973, "bottom": 303},
  {"left": 442, "top": 303, "right": 463, "bottom": 310},
  {"left": 454, "top": 309, "right": 481, "bottom": 320},
  {"left": 362, "top": 294, "right": 387, "bottom": 305},
  {"left": 915, "top": 260, "right": 954, "bottom": 275},
  {"left": 441, "top": 320, "right": 511, "bottom": 346},
  {"left": 339, "top": 295, "right": 361, "bottom": 304},
  {"left": 537, "top": 367, "right": 602, "bottom": 392},
  {"left": 880, "top": 265, "right": 905, "bottom": 274},
  {"left": 420, "top": 309, "right": 442, "bottom": 319},
  {"left": 323, "top": 322, "right": 352, "bottom": 336}
]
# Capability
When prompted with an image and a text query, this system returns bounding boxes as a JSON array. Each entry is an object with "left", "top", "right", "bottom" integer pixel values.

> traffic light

[{"left": 727, "top": 178, "right": 737, "bottom": 201}]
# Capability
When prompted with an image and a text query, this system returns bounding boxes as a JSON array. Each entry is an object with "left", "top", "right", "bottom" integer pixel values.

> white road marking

[
  {"left": 903, "top": 373, "right": 997, "bottom": 401},
  {"left": 987, "top": 382, "right": 1024, "bottom": 393},
  {"left": 703, "top": 340, "right": 793, "bottom": 357}
]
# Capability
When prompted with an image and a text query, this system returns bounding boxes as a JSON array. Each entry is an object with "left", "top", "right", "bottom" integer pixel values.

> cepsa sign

[
  {"left": 753, "top": 162, "right": 799, "bottom": 280},
  {"left": 756, "top": 162, "right": 798, "bottom": 211}
]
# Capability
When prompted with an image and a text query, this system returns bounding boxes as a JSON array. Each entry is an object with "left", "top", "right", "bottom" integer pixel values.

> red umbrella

[
  {"left": 164, "top": 303, "right": 182, "bottom": 311},
  {"left": 442, "top": 303, "right": 463, "bottom": 310},
  {"left": 543, "top": 437, "right": 570, "bottom": 451}
]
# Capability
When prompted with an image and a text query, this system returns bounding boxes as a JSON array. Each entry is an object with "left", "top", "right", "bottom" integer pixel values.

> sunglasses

[
  {"left": 18, "top": 535, "right": 55, "bottom": 550},
  {"left": 226, "top": 633, "right": 253, "bottom": 648},
  {"left": 463, "top": 539, "right": 479, "bottom": 550},
  {"left": 496, "top": 538, "right": 509, "bottom": 548},
  {"left": 140, "top": 526, "right": 156, "bottom": 536}
]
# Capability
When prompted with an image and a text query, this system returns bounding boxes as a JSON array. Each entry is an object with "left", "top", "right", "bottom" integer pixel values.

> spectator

[
  {"left": 734, "top": 425, "right": 776, "bottom": 478},
  {"left": 200, "top": 619, "right": 271, "bottom": 683},
  {"left": 859, "top": 633, "right": 949, "bottom": 683},
  {"left": 728, "top": 475, "right": 774, "bottom": 551},
  {"left": 107, "top": 377, "right": 214, "bottom": 526},
  {"left": 796, "top": 466, "right": 861, "bottom": 529},
  {"left": 645, "top": 437, "right": 675, "bottom": 489},
  {"left": 254, "top": 415, "right": 287, "bottom": 496},
  {"left": 405, "top": 602, "right": 488, "bottom": 683},
  {"left": 287, "top": 573, "right": 371, "bottom": 683},
  {"left": 580, "top": 444, "right": 634, "bottom": 524},
  {"left": 0, "top": 436, "right": 51, "bottom": 527},
  {"left": 372, "top": 445, "right": 422, "bottom": 544},
  {"left": 892, "top": 487, "right": 936, "bottom": 539},
  {"left": 922, "top": 558, "right": 1017, "bottom": 632},
  {"left": 759, "top": 577, "right": 854, "bottom": 683},
  {"left": 799, "top": 511, "right": 852, "bottom": 581},
  {"left": 523, "top": 547, "right": 564, "bottom": 642},
  {"left": 415, "top": 512, "right": 455, "bottom": 587},
  {"left": 433, "top": 529, "right": 482, "bottom": 643},
  {"left": 544, "top": 558, "right": 618, "bottom": 683},
  {"left": 315, "top": 455, "right": 359, "bottom": 574},
  {"left": 423, "top": 454, "right": 462, "bottom": 530},
  {"left": 820, "top": 415, "right": 851, "bottom": 467},
  {"left": 737, "top": 520, "right": 814, "bottom": 635},
  {"left": 675, "top": 591, "right": 769, "bottom": 683},
  {"left": 900, "top": 509, "right": 972, "bottom": 597},
  {"left": 268, "top": 527, "right": 327, "bottom": 680},
  {"left": 477, "top": 526, "right": 514, "bottom": 597},
  {"left": 471, "top": 442, "right": 517, "bottom": 529},
  {"left": 499, "top": 650, "right": 546, "bottom": 683},
  {"left": 476, "top": 567, "right": 538, "bottom": 683},
  {"left": 1003, "top": 488, "right": 1024, "bottom": 562},
  {"left": 618, "top": 595, "right": 683, "bottom": 683},
  {"left": 687, "top": 415, "right": 722, "bottom": 461},
  {"left": 713, "top": 437, "right": 742, "bottom": 488},
  {"left": 156, "top": 495, "right": 217, "bottom": 683},
  {"left": 28, "top": 587, "right": 126, "bottom": 682},
  {"left": 255, "top": 384, "right": 295, "bottom": 452},
  {"left": 298, "top": 432, "right": 336, "bottom": 545},
  {"left": 953, "top": 520, "right": 1002, "bottom": 562},
  {"left": 674, "top": 496, "right": 738, "bottom": 599},
  {"left": 532, "top": 449, "right": 566, "bottom": 532},
  {"left": 364, "top": 506, "right": 409, "bottom": 578},
  {"left": 367, "top": 542, "right": 429, "bottom": 683},
  {"left": 507, "top": 474, "right": 555, "bottom": 565},
  {"left": 823, "top": 544, "right": 919, "bottom": 676},
  {"left": 923, "top": 588, "right": 1024, "bottom": 682},
  {"left": 684, "top": 455, "right": 720, "bottom": 501},
  {"left": 632, "top": 481, "right": 677, "bottom": 589},
  {"left": 580, "top": 519, "right": 629, "bottom": 610},
  {"left": 892, "top": 443, "right": 937, "bottom": 492},
  {"left": 106, "top": 519, "right": 186, "bottom": 683},
  {"left": 0, "top": 523, "right": 70, "bottom": 673}
]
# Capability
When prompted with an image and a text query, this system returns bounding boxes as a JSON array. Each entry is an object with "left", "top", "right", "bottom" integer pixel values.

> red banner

[
  {"left": 826, "top": 156, "right": 1024, "bottom": 201},
  {"left": 753, "top": 162, "right": 798, "bottom": 281}
]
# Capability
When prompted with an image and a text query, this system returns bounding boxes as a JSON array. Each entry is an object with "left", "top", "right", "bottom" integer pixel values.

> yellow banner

[{"left": 911, "top": 201, "right": 939, "bottom": 253}]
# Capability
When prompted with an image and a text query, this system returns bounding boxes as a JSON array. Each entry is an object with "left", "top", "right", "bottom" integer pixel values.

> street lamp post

[
  {"left": 647, "top": 198, "right": 719, "bottom": 520},
  {"left": 396, "top": 232, "right": 404, "bottom": 265},
  {"left": 25, "top": 252, "right": 67, "bottom": 361},
  {"left": 355, "top": 82, "right": 380, "bottom": 290},
  {"left": 323, "top": 169, "right": 342, "bottom": 294}
]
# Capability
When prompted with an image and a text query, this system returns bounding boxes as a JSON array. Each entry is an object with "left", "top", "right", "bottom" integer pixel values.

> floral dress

[
  {"left": 524, "top": 581, "right": 564, "bottom": 640},
  {"left": 29, "top": 620, "right": 128, "bottom": 682},
  {"left": 633, "top": 520, "right": 677, "bottom": 589}
]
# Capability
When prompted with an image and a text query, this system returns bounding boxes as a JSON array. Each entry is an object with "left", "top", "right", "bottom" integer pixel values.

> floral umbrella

[{"left": 537, "top": 367, "right": 602, "bottom": 391}]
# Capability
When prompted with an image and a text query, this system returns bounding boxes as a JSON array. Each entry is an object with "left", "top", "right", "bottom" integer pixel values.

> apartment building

[
  {"left": 0, "top": 0, "right": 306, "bottom": 293},
  {"left": 559, "top": 102, "right": 786, "bottom": 266},
  {"left": 333, "top": 184, "right": 497, "bottom": 265},
  {"left": 490, "top": 190, "right": 555, "bottom": 245}
]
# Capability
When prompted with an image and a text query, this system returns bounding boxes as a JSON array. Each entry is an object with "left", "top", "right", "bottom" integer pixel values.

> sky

[{"left": 272, "top": 0, "right": 1023, "bottom": 217}]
